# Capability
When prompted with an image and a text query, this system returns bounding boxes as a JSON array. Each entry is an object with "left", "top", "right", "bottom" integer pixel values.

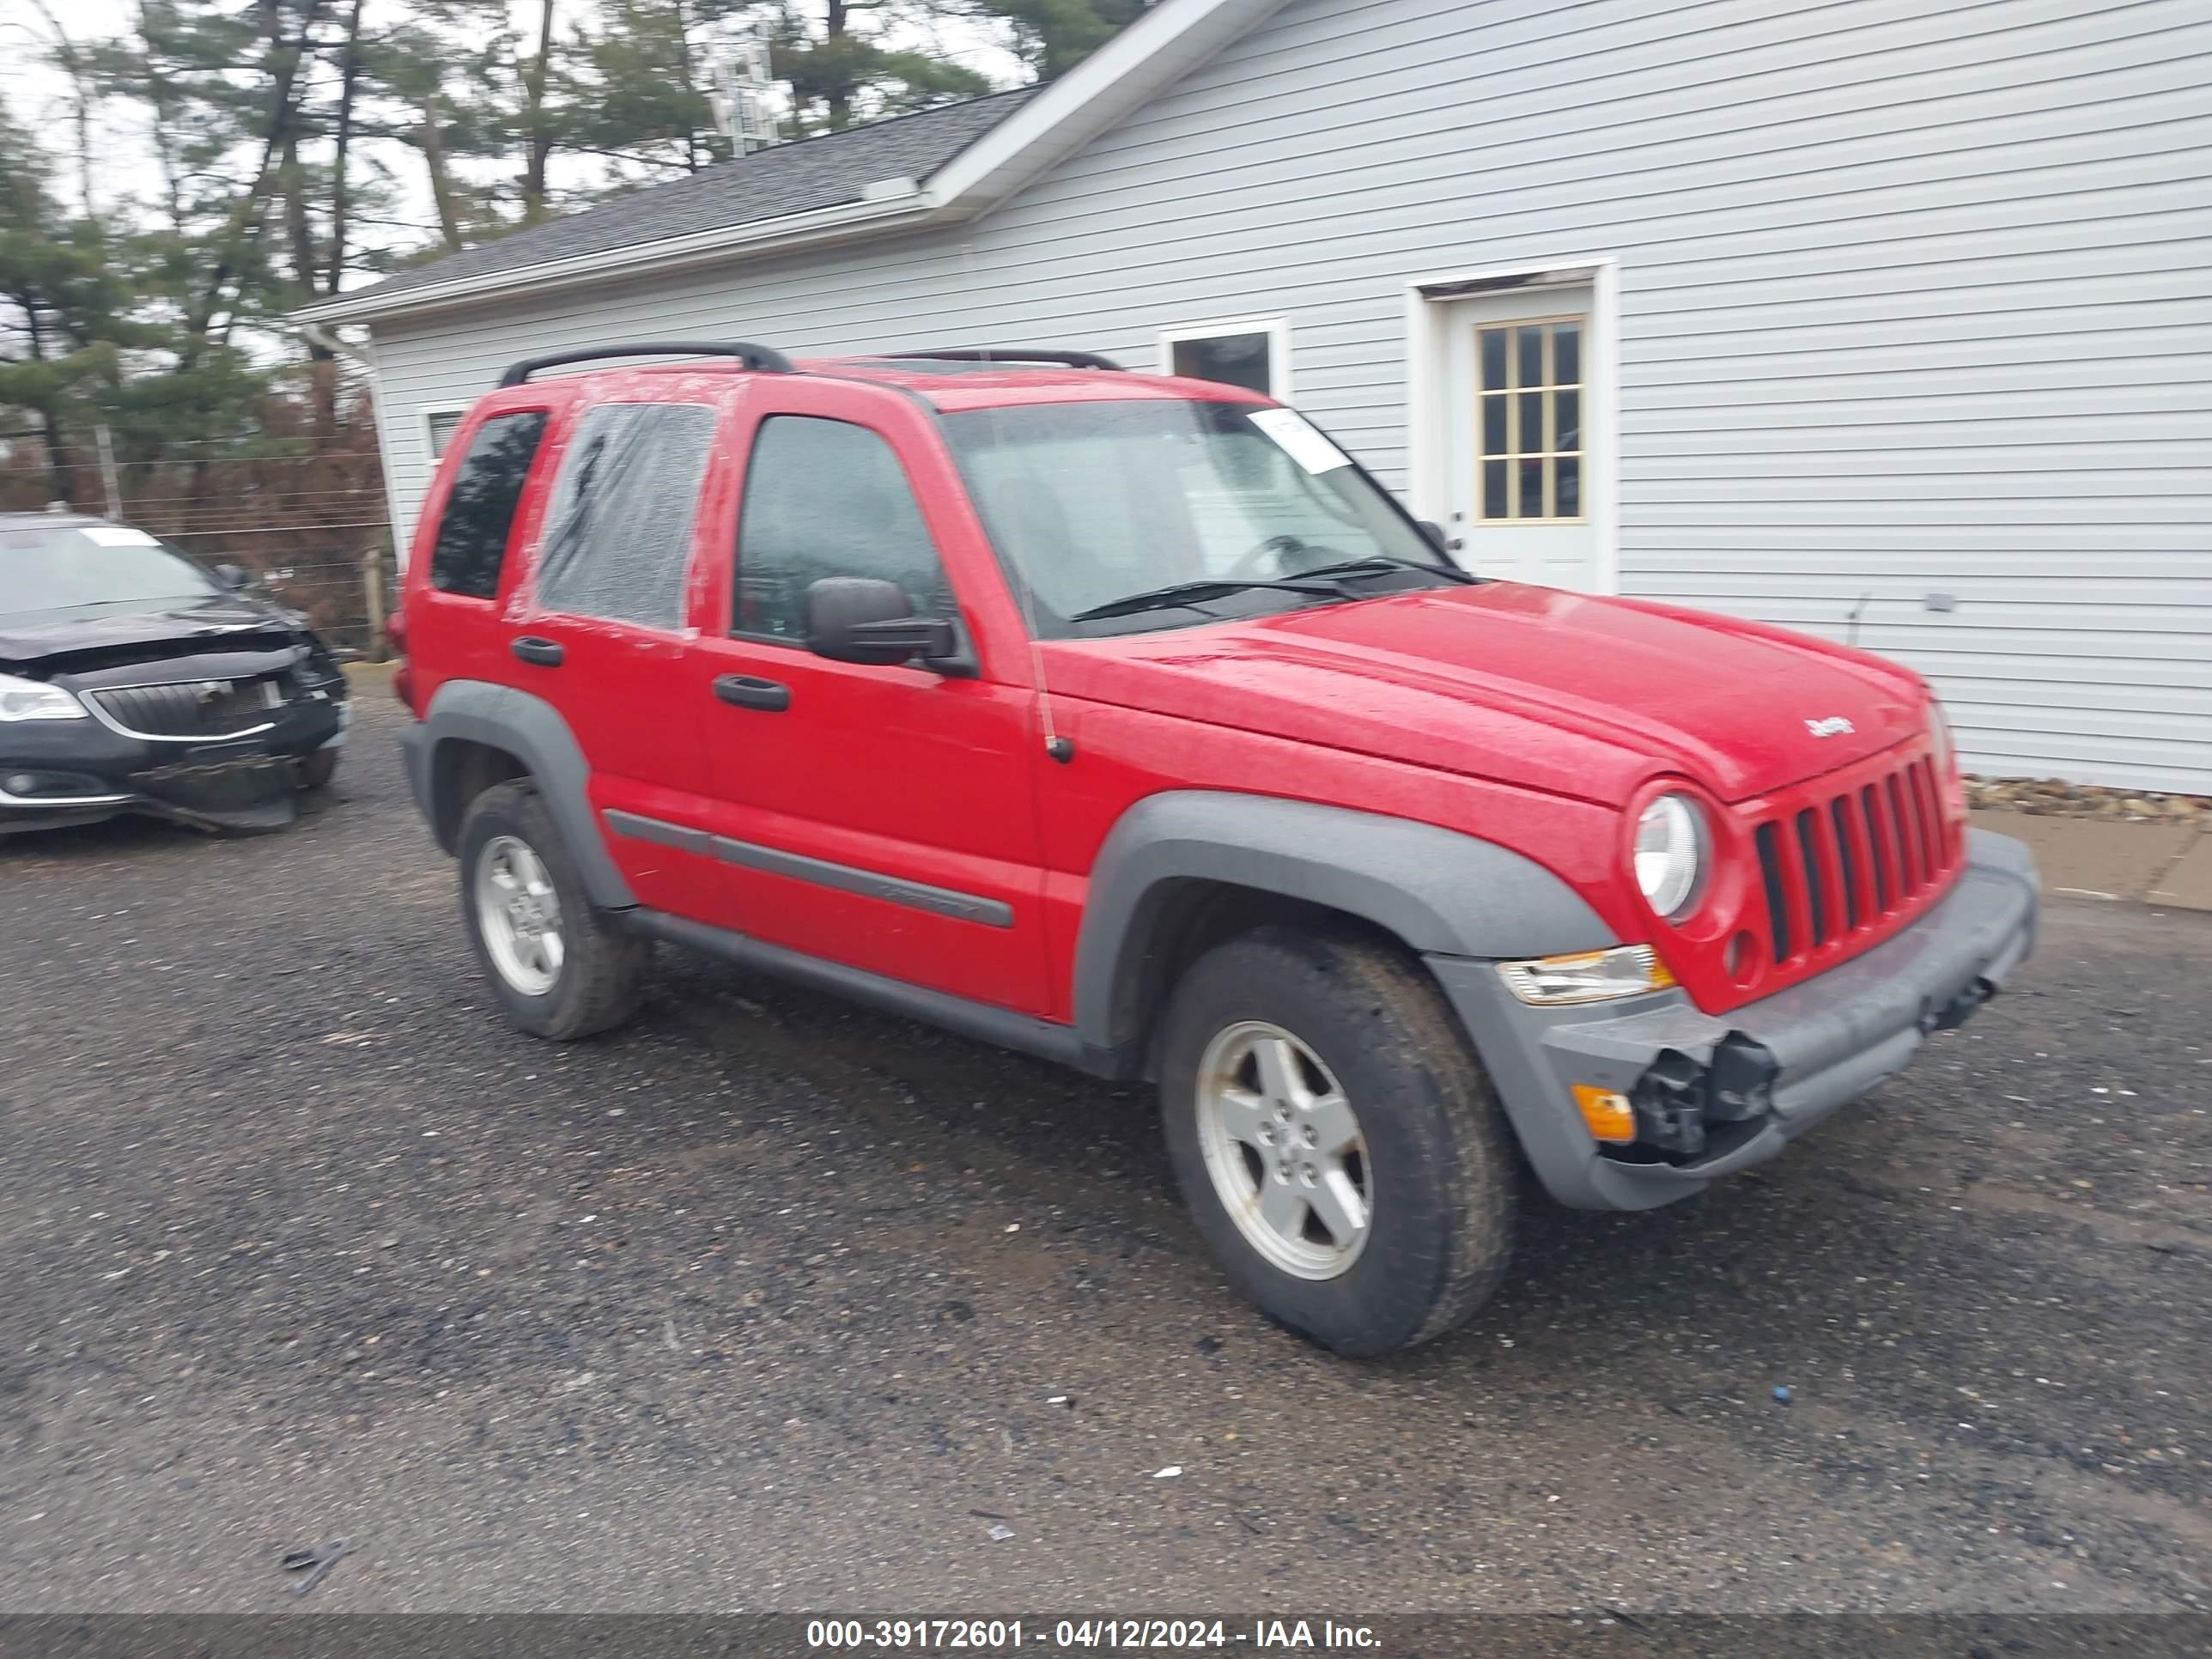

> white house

[{"left": 300, "top": 0, "right": 2212, "bottom": 793}]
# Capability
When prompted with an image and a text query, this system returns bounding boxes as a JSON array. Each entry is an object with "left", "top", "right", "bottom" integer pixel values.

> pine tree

[
  {"left": 757, "top": 1, "right": 994, "bottom": 132},
  {"left": 0, "top": 100, "right": 137, "bottom": 506},
  {"left": 951, "top": 0, "right": 1146, "bottom": 80}
]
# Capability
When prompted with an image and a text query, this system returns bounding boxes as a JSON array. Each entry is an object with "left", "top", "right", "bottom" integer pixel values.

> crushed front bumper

[
  {"left": 0, "top": 693, "right": 345, "bottom": 834},
  {"left": 1430, "top": 828, "right": 2040, "bottom": 1210}
]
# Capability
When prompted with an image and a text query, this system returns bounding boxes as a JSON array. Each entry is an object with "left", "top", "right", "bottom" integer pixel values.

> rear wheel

[
  {"left": 459, "top": 781, "right": 647, "bottom": 1040},
  {"left": 1158, "top": 925, "right": 1516, "bottom": 1356}
]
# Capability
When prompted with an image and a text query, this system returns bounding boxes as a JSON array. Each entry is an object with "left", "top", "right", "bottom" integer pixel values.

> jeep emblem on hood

[{"left": 1804, "top": 715, "right": 1856, "bottom": 738}]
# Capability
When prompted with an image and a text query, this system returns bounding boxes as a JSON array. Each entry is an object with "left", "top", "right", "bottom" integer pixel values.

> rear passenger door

[
  {"left": 686, "top": 381, "right": 1049, "bottom": 1016},
  {"left": 511, "top": 389, "right": 733, "bottom": 917},
  {"left": 412, "top": 405, "right": 554, "bottom": 695}
]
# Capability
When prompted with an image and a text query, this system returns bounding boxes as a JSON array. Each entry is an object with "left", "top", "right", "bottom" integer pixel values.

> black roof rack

[
  {"left": 497, "top": 341, "right": 793, "bottom": 387},
  {"left": 878, "top": 348, "right": 1125, "bottom": 371}
]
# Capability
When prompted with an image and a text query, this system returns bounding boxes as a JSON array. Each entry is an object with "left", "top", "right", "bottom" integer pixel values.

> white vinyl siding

[{"left": 368, "top": 0, "right": 2212, "bottom": 792}]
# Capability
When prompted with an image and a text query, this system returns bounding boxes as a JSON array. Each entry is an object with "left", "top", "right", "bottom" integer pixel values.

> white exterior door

[{"left": 1439, "top": 288, "right": 1600, "bottom": 591}]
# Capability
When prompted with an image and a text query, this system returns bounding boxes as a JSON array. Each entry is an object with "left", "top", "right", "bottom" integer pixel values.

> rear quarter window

[
  {"left": 532, "top": 403, "right": 717, "bottom": 629},
  {"left": 428, "top": 410, "right": 550, "bottom": 599}
]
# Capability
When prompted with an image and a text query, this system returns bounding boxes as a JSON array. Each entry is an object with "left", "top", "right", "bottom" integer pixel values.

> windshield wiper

[
  {"left": 1067, "top": 576, "right": 1355, "bottom": 623},
  {"left": 1293, "top": 554, "right": 1477, "bottom": 586}
]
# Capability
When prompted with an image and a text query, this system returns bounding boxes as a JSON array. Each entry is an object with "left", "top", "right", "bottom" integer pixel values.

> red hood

[{"left": 1042, "top": 583, "right": 1929, "bottom": 805}]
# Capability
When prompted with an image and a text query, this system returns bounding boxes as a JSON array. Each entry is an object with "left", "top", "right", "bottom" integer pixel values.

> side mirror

[
  {"left": 805, "top": 577, "right": 957, "bottom": 667},
  {"left": 1416, "top": 520, "right": 1449, "bottom": 552},
  {"left": 213, "top": 562, "right": 251, "bottom": 592}
]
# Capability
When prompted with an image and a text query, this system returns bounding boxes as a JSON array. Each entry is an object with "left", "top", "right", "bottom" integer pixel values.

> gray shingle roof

[{"left": 347, "top": 88, "right": 1041, "bottom": 306}]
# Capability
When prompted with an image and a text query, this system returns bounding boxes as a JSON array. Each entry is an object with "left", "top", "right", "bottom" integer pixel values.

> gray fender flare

[
  {"left": 408, "top": 680, "right": 635, "bottom": 910},
  {"left": 1073, "top": 790, "right": 1613, "bottom": 1063}
]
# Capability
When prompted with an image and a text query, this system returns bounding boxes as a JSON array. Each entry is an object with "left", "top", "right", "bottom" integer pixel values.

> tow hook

[
  {"left": 1923, "top": 978, "right": 1994, "bottom": 1035},
  {"left": 1628, "top": 1036, "right": 1780, "bottom": 1158},
  {"left": 1632, "top": 1052, "right": 1708, "bottom": 1154}
]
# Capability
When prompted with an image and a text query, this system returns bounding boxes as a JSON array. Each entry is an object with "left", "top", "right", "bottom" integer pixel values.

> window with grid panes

[{"left": 1476, "top": 318, "right": 1583, "bottom": 521}]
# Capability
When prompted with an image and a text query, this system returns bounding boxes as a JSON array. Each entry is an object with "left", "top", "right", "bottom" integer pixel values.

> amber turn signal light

[{"left": 1571, "top": 1084, "right": 1637, "bottom": 1144}]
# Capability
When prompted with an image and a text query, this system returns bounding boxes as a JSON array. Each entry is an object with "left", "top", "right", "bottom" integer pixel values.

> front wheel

[
  {"left": 458, "top": 780, "right": 648, "bottom": 1040},
  {"left": 1158, "top": 926, "right": 1516, "bottom": 1356}
]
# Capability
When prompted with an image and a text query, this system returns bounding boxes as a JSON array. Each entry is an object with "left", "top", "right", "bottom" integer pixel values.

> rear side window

[
  {"left": 429, "top": 411, "right": 549, "bottom": 599},
  {"left": 534, "top": 403, "right": 716, "bottom": 629},
  {"left": 734, "top": 416, "right": 948, "bottom": 640}
]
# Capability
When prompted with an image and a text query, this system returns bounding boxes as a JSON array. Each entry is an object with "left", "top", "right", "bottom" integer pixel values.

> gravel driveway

[{"left": 2, "top": 692, "right": 2208, "bottom": 1617}]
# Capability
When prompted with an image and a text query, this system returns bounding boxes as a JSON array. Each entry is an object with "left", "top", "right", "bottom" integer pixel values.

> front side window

[
  {"left": 534, "top": 403, "right": 716, "bottom": 629},
  {"left": 428, "top": 410, "right": 548, "bottom": 599},
  {"left": 733, "top": 416, "right": 949, "bottom": 641},
  {"left": 944, "top": 398, "right": 1448, "bottom": 635},
  {"left": 0, "top": 523, "right": 219, "bottom": 621}
]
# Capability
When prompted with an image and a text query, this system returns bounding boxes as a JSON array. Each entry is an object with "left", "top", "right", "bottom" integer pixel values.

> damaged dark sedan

[{"left": 0, "top": 513, "right": 349, "bottom": 835}]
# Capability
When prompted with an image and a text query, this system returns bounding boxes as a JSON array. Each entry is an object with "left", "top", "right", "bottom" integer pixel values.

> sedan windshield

[
  {"left": 943, "top": 399, "right": 1461, "bottom": 635},
  {"left": 0, "top": 524, "right": 221, "bottom": 620}
]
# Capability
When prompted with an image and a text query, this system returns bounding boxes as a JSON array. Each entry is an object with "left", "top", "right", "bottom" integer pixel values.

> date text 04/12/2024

[{"left": 804, "top": 1620, "right": 1382, "bottom": 1650}]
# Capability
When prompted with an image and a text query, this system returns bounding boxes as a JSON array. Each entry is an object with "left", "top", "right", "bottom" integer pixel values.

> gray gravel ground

[{"left": 1, "top": 695, "right": 2208, "bottom": 1616}]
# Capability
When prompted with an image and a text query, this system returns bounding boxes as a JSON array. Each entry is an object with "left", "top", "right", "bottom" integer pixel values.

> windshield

[
  {"left": 943, "top": 398, "right": 1455, "bottom": 635},
  {"left": 0, "top": 524, "right": 221, "bottom": 621}
]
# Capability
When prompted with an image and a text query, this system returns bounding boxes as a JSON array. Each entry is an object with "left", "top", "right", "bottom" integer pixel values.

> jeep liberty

[{"left": 394, "top": 342, "right": 2039, "bottom": 1356}]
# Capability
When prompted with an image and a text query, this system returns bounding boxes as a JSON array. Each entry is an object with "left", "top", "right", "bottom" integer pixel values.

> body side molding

[{"left": 605, "top": 808, "right": 1016, "bottom": 927}]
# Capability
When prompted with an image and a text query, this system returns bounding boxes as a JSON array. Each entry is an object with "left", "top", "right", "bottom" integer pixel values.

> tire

[
  {"left": 1158, "top": 925, "right": 1516, "bottom": 1357},
  {"left": 457, "top": 780, "right": 648, "bottom": 1041},
  {"left": 298, "top": 748, "right": 339, "bottom": 790}
]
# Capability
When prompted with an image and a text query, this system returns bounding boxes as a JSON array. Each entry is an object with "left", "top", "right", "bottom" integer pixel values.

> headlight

[
  {"left": 0, "top": 672, "right": 88, "bottom": 721},
  {"left": 1634, "top": 793, "right": 1705, "bottom": 920},
  {"left": 1497, "top": 945, "right": 1675, "bottom": 1006}
]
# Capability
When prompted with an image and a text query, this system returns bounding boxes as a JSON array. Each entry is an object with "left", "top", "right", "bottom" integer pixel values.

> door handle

[
  {"left": 511, "top": 636, "right": 564, "bottom": 667},
  {"left": 714, "top": 673, "right": 791, "bottom": 713}
]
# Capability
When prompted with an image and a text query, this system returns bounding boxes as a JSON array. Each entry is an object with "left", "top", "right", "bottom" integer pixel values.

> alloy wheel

[
  {"left": 475, "top": 833, "right": 565, "bottom": 995},
  {"left": 1194, "top": 1020, "right": 1370, "bottom": 1279}
]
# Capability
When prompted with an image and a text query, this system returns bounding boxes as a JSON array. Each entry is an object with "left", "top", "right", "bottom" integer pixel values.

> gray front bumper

[{"left": 1429, "top": 828, "right": 2040, "bottom": 1211}]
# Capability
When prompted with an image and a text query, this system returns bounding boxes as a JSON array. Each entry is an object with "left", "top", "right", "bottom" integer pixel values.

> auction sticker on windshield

[
  {"left": 1247, "top": 408, "right": 1351, "bottom": 475},
  {"left": 80, "top": 526, "right": 163, "bottom": 547}
]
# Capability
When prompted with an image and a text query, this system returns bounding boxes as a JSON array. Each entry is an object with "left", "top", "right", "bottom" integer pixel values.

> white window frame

[
  {"left": 1403, "top": 256, "right": 1620, "bottom": 594},
  {"left": 419, "top": 403, "right": 469, "bottom": 463},
  {"left": 1156, "top": 315, "right": 1293, "bottom": 402}
]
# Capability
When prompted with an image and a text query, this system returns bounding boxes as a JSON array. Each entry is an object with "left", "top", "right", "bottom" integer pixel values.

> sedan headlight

[
  {"left": 0, "top": 672, "right": 88, "bottom": 721},
  {"left": 1634, "top": 793, "right": 1705, "bottom": 921}
]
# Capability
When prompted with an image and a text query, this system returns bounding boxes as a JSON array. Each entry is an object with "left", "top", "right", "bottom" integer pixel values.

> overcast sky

[{"left": 2, "top": 0, "right": 151, "bottom": 219}]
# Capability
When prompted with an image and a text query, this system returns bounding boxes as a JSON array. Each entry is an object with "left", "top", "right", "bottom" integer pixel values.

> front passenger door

[{"left": 687, "top": 392, "right": 1048, "bottom": 1015}]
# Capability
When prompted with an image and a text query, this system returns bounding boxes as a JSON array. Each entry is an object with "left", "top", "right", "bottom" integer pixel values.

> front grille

[
  {"left": 88, "top": 677, "right": 287, "bottom": 739},
  {"left": 1752, "top": 756, "right": 1955, "bottom": 968}
]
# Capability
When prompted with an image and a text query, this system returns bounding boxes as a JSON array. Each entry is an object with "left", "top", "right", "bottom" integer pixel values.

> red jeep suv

[{"left": 396, "top": 341, "right": 2039, "bottom": 1356}]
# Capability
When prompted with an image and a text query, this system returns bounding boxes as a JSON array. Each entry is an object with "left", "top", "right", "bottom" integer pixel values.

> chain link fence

[{"left": 3, "top": 435, "right": 398, "bottom": 659}]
